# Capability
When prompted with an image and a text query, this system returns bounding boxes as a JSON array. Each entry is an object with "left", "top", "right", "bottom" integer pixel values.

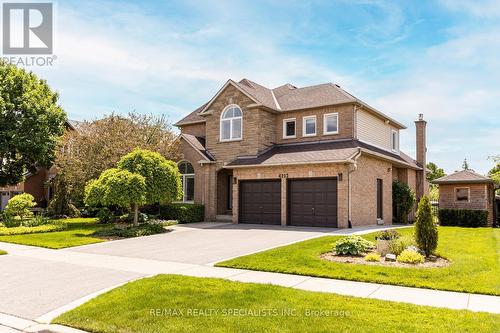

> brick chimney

[{"left": 415, "top": 113, "right": 427, "bottom": 200}]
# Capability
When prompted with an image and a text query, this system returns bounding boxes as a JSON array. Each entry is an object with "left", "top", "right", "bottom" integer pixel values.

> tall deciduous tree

[
  {"left": 55, "top": 113, "right": 180, "bottom": 206},
  {"left": 426, "top": 162, "right": 445, "bottom": 182},
  {"left": 117, "top": 149, "right": 182, "bottom": 225},
  {"left": 0, "top": 62, "right": 66, "bottom": 186}
]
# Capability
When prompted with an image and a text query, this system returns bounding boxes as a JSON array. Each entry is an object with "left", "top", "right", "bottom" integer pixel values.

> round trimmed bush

[{"left": 396, "top": 250, "right": 425, "bottom": 264}]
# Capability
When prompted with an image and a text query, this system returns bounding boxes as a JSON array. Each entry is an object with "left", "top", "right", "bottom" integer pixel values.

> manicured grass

[
  {"left": 0, "top": 218, "right": 106, "bottom": 249},
  {"left": 0, "top": 250, "right": 6, "bottom": 255},
  {"left": 217, "top": 227, "right": 500, "bottom": 295},
  {"left": 54, "top": 275, "right": 499, "bottom": 333}
]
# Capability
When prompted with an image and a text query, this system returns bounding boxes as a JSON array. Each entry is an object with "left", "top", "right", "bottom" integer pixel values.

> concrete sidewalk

[{"left": 1, "top": 240, "right": 499, "bottom": 328}]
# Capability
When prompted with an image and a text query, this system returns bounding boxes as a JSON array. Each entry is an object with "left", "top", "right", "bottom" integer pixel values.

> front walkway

[{"left": 0, "top": 223, "right": 498, "bottom": 330}]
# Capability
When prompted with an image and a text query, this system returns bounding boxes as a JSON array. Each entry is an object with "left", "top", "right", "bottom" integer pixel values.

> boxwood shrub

[
  {"left": 438, "top": 208, "right": 488, "bottom": 227},
  {"left": 159, "top": 203, "right": 204, "bottom": 223}
]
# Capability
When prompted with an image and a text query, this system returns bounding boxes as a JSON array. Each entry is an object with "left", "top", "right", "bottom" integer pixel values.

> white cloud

[{"left": 439, "top": 0, "right": 500, "bottom": 18}]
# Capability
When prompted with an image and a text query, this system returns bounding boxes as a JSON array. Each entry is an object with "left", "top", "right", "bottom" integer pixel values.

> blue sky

[{"left": 30, "top": 0, "right": 499, "bottom": 174}]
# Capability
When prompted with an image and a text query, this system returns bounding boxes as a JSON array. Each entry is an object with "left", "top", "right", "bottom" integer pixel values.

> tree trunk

[{"left": 133, "top": 203, "right": 139, "bottom": 226}]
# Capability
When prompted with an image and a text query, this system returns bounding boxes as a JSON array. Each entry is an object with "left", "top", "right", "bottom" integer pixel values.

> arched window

[
  {"left": 178, "top": 161, "right": 194, "bottom": 202},
  {"left": 220, "top": 105, "right": 242, "bottom": 141}
]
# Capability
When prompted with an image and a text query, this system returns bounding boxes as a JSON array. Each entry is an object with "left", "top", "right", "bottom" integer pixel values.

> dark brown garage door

[
  {"left": 288, "top": 178, "right": 337, "bottom": 227},
  {"left": 240, "top": 180, "right": 281, "bottom": 225}
]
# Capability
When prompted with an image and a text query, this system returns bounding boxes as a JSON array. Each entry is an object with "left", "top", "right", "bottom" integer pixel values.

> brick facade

[
  {"left": 176, "top": 82, "right": 423, "bottom": 228},
  {"left": 439, "top": 182, "right": 494, "bottom": 225}
]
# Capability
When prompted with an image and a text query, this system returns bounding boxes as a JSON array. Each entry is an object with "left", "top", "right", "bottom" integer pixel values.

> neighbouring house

[
  {"left": 433, "top": 170, "right": 497, "bottom": 226},
  {"left": 0, "top": 120, "right": 80, "bottom": 210},
  {"left": 175, "top": 79, "right": 428, "bottom": 228}
]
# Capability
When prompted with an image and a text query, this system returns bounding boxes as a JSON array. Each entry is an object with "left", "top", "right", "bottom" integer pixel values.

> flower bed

[{"left": 321, "top": 252, "right": 449, "bottom": 268}]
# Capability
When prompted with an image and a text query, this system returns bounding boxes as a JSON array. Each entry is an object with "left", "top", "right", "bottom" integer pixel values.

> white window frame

[
  {"left": 220, "top": 104, "right": 243, "bottom": 142},
  {"left": 177, "top": 161, "right": 195, "bottom": 204},
  {"left": 302, "top": 115, "right": 317, "bottom": 137},
  {"left": 391, "top": 129, "right": 399, "bottom": 152},
  {"left": 323, "top": 113, "right": 339, "bottom": 135},
  {"left": 455, "top": 187, "right": 470, "bottom": 202},
  {"left": 283, "top": 118, "right": 296, "bottom": 139}
]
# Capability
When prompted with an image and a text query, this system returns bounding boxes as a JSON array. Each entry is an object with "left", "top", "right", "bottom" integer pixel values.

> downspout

[{"left": 347, "top": 149, "right": 362, "bottom": 228}]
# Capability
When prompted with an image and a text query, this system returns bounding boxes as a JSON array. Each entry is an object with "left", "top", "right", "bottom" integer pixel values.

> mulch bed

[{"left": 320, "top": 253, "right": 450, "bottom": 268}]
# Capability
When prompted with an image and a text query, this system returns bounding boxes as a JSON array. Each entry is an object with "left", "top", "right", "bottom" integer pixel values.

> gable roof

[
  {"left": 180, "top": 133, "right": 214, "bottom": 161},
  {"left": 225, "top": 139, "right": 420, "bottom": 169},
  {"left": 175, "top": 78, "right": 406, "bottom": 129},
  {"left": 433, "top": 170, "right": 495, "bottom": 184}
]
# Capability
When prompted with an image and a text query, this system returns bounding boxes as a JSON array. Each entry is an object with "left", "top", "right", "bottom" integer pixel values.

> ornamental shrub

[
  {"left": 334, "top": 236, "right": 374, "bottom": 256},
  {"left": 4, "top": 193, "right": 36, "bottom": 222},
  {"left": 414, "top": 196, "right": 438, "bottom": 257},
  {"left": 397, "top": 249, "right": 425, "bottom": 264},
  {"left": 376, "top": 229, "right": 400, "bottom": 240},
  {"left": 364, "top": 252, "right": 381, "bottom": 262},
  {"left": 388, "top": 235, "right": 415, "bottom": 256}
]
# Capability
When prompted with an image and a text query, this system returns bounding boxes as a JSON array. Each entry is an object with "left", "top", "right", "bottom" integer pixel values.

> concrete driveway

[
  {"left": 68, "top": 222, "right": 341, "bottom": 264},
  {"left": 0, "top": 222, "right": 395, "bottom": 323}
]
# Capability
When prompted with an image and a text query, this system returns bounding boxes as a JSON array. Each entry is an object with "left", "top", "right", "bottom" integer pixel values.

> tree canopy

[
  {"left": 117, "top": 148, "right": 182, "bottom": 204},
  {"left": 84, "top": 168, "right": 146, "bottom": 210},
  {"left": 0, "top": 62, "right": 66, "bottom": 186},
  {"left": 84, "top": 148, "right": 182, "bottom": 225},
  {"left": 426, "top": 162, "right": 445, "bottom": 182},
  {"left": 55, "top": 113, "right": 179, "bottom": 206}
]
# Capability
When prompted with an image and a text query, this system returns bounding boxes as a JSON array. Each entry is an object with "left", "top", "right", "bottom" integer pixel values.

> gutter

[
  {"left": 347, "top": 149, "right": 362, "bottom": 228},
  {"left": 223, "top": 158, "right": 355, "bottom": 169}
]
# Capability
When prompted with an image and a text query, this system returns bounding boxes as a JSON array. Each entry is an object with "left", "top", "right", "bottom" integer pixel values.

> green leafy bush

[
  {"left": 159, "top": 203, "right": 204, "bottom": 223},
  {"left": 388, "top": 236, "right": 415, "bottom": 255},
  {"left": 96, "top": 208, "right": 114, "bottom": 224},
  {"left": 438, "top": 209, "right": 488, "bottom": 227},
  {"left": 4, "top": 193, "right": 36, "bottom": 221},
  {"left": 364, "top": 252, "right": 381, "bottom": 262},
  {"left": 92, "top": 223, "right": 166, "bottom": 238},
  {"left": 396, "top": 249, "right": 425, "bottom": 264},
  {"left": 20, "top": 215, "right": 51, "bottom": 227},
  {"left": 0, "top": 223, "right": 66, "bottom": 236},
  {"left": 415, "top": 196, "right": 438, "bottom": 257},
  {"left": 334, "top": 236, "right": 374, "bottom": 256},
  {"left": 392, "top": 181, "right": 416, "bottom": 224},
  {"left": 376, "top": 229, "right": 400, "bottom": 240}
]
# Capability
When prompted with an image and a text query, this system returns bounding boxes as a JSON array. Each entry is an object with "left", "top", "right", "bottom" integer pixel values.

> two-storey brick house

[{"left": 175, "top": 79, "right": 428, "bottom": 228}]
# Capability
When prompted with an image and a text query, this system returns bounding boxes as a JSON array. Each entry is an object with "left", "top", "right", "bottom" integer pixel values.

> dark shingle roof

[
  {"left": 175, "top": 79, "right": 406, "bottom": 128},
  {"left": 433, "top": 170, "right": 494, "bottom": 184},
  {"left": 180, "top": 133, "right": 214, "bottom": 161},
  {"left": 225, "top": 139, "right": 420, "bottom": 169}
]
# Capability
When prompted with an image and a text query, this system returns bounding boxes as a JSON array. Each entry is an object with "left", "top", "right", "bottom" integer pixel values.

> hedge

[
  {"left": 158, "top": 203, "right": 204, "bottom": 223},
  {"left": 438, "top": 208, "right": 488, "bottom": 227},
  {"left": 0, "top": 223, "right": 67, "bottom": 236}
]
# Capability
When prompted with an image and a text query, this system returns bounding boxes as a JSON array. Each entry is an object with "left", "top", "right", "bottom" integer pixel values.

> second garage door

[
  {"left": 288, "top": 178, "right": 338, "bottom": 227},
  {"left": 240, "top": 180, "right": 281, "bottom": 225}
]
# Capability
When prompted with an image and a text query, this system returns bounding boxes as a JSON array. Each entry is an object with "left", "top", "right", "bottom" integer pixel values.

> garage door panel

[
  {"left": 240, "top": 180, "right": 281, "bottom": 225},
  {"left": 289, "top": 178, "right": 337, "bottom": 227}
]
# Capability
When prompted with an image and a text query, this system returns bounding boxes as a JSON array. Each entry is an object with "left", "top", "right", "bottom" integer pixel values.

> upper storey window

[
  {"left": 220, "top": 105, "right": 242, "bottom": 141},
  {"left": 323, "top": 113, "right": 339, "bottom": 135},
  {"left": 303, "top": 116, "right": 317, "bottom": 137},
  {"left": 391, "top": 129, "right": 399, "bottom": 152},
  {"left": 283, "top": 118, "right": 296, "bottom": 139}
]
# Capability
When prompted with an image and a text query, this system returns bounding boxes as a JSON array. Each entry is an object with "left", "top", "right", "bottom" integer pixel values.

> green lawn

[
  {"left": 53, "top": 275, "right": 499, "bottom": 333},
  {"left": 217, "top": 227, "right": 500, "bottom": 295},
  {"left": 0, "top": 218, "right": 106, "bottom": 249},
  {"left": 0, "top": 250, "right": 6, "bottom": 255}
]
